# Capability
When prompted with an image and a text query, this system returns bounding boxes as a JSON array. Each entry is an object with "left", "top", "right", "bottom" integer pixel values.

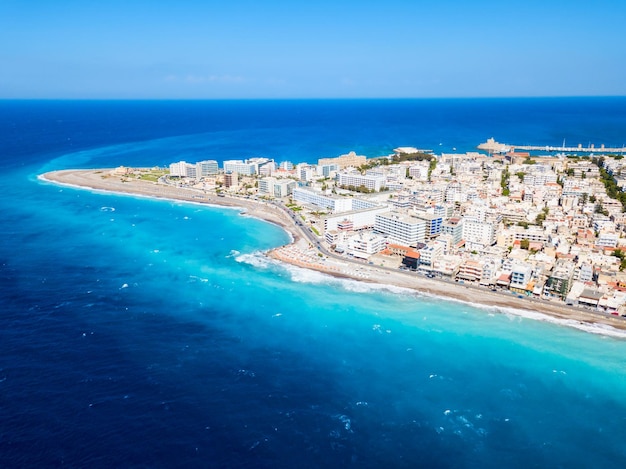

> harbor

[{"left": 478, "top": 137, "right": 626, "bottom": 154}]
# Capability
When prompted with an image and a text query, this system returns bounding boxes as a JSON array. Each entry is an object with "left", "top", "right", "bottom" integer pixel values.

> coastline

[
  {"left": 40, "top": 169, "right": 626, "bottom": 337},
  {"left": 39, "top": 169, "right": 301, "bottom": 243}
]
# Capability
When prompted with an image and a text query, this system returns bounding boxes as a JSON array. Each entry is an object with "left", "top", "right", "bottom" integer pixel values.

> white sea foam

[
  {"left": 334, "top": 414, "right": 353, "bottom": 433},
  {"left": 235, "top": 251, "right": 280, "bottom": 271},
  {"left": 287, "top": 265, "right": 340, "bottom": 285},
  {"left": 395, "top": 284, "right": 626, "bottom": 339},
  {"left": 277, "top": 259, "right": 418, "bottom": 297},
  {"left": 247, "top": 251, "right": 626, "bottom": 339},
  {"left": 442, "top": 409, "right": 487, "bottom": 439},
  {"left": 488, "top": 304, "right": 626, "bottom": 339},
  {"left": 189, "top": 275, "right": 209, "bottom": 283}
]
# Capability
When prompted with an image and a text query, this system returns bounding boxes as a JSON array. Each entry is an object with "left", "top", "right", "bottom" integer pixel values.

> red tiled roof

[{"left": 405, "top": 250, "right": 421, "bottom": 259}]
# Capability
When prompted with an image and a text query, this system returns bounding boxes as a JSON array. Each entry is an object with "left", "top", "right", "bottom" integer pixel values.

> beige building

[{"left": 318, "top": 151, "right": 367, "bottom": 169}]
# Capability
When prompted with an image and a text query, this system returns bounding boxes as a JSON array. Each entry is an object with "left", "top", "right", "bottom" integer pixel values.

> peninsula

[{"left": 40, "top": 152, "right": 626, "bottom": 338}]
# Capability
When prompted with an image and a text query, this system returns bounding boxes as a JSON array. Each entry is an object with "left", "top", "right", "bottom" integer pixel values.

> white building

[
  {"left": 432, "top": 254, "right": 463, "bottom": 278},
  {"left": 593, "top": 216, "right": 614, "bottom": 232},
  {"left": 196, "top": 160, "right": 219, "bottom": 177},
  {"left": 596, "top": 232, "right": 619, "bottom": 248},
  {"left": 169, "top": 161, "right": 196, "bottom": 178},
  {"left": 292, "top": 188, "right": 352, "bottom": 213},
  {"left": 259, "top": 177, "right": 296, "bottom": 198},
  {"left": 578, "top": 262, "right": 594, "bottom": 282},
  {"left": 337, "top": 172, "right": 386, "bottom": 192},
  {"left": 317, "top": 163, "right": 339, "bottom": 178},
  {"left": 409, "top": 163, "right": 430, "bottom": 181},
  {"left": 441, "top": 217, "right": 464, "bottom": 246},
  {"left": 374, "top": 212, "right": 427, "bottom": 247},
  {"left": 223, "top": 160, "right": 257, "bottom": 176},
  {"left": 419, "top": 241, "right": 444, "bottom": 267},
  {"left": 323, "top": 206, "right": 391, "bottom": 232},
  {"left": 462, "top": 220, "right": 496, "bottom": 247},
  {"left": 347, "top": 232, "right": 387, "bottom": 259},
  {"left": 298, "top": 165, "right": 317, "bottom": 182},
  {"left": 510, "top": 263, "right": 533, "bottom": 291},
  {"left": 274, "top": 179, "right": 296, "bottom": 198},
  {"left": 445, "top": 182, "right": 465, "bottom": 203}
]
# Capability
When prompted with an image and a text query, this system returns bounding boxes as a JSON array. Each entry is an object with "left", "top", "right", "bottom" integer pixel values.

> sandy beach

[{"left": 40, "top": 169, "right": 626, "bottom": 337}]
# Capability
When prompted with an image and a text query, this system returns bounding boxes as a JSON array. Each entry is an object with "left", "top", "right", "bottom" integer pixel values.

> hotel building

[
  {"left": 337, "top": 172, "right": 386, "bottom": 192},
  {"left": 318, "top": 151, "right": 366, "bottom": 169},
  {"left": 374, "top": 212, "right": 427, "bottom": 247},
  {"left": 196, "top": 160, "right": 219, "bottom": 177}
]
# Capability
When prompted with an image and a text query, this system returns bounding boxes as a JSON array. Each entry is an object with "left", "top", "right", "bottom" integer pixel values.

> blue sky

[{"left": 1, "top": 0, "right": 624, "bottom": 99}]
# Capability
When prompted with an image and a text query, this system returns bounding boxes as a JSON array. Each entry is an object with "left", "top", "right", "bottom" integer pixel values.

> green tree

[
  {"left": 535, "top": 208, "right": 549, "bottom": 226},
  {"left": 501, "top": 167, "right": 510, "bottom": 196},
  {"left": 428, "top": 159, "right": 437, "bottom": 181},
  {"left": 581, "top": 193, "right": 588, "bottom": 205},
  {"left": 611, "top": 249, "right": 626, "bottom": 271}
]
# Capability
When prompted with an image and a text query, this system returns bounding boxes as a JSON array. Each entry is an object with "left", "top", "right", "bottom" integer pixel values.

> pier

[{"left": 478, "top": 138, "right": 626, "bottom": 154}]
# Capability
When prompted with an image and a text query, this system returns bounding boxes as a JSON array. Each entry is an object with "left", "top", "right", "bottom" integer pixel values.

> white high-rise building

[
  {"left": 196, "top": 160, "right": 219, "bottom": 177},
  {"left": 323, "top": 206, "right": 390, "bottom": 232},
  {"left": 462, "top": 220, "right": 496, "bottom": 247},
  {"left": 298, "top": 165, "right": 316, "bottom": 182},
  {"left": 292, "top": 188, "right": 353, "bottom": 213},
  {"left": 169, "top": 161, "right": 196, "bottom": 178},
  {"left": 337, "top": 172, "right": 386, "bottom": 192},
  {"left": 223, "top": 160, "right": 257, "bottom": 176},
  {"left": 374, "top": 212, "right": 427, "bottom": 247},
  {"left": 258, "top": 161, "right": 276, "bottom": 177},
  {"left": 259, "top": 177, "right": 296, "bottom": 198}
]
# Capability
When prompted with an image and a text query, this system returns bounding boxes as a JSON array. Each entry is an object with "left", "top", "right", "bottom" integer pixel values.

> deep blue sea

[{"left": 3, "top": 98, "right": 626, "bottom": 468}]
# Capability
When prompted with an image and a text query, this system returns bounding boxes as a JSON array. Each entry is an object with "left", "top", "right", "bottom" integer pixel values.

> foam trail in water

[{"left": 251, "top": 252, "right": 626, "bottom": 339}]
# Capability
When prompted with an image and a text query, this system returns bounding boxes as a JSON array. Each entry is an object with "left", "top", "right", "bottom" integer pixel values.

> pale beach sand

[{"left": 40, "top": 169, "right": 626, "bottom": 337}]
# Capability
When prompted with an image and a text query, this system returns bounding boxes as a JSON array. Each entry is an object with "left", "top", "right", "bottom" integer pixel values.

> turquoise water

[{"left": 3, "top": 99, "right": 626, "bottom": 467}]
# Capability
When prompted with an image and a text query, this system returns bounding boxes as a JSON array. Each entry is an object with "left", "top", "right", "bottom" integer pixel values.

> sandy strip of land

[
  {"left": 40, "top": 169, "right": 301, "bottom": 242},
  {"left": 40, "top": 169, "right": 626, "bottom": 336}
]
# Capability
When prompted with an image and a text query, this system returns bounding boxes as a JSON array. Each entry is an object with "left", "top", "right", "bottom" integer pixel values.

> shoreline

[
  {"left": 39, "top": 169, "right": 301, "bottom": 243},
  {"left": 40, "top": 168, "right": 626, "bottom": 338}
]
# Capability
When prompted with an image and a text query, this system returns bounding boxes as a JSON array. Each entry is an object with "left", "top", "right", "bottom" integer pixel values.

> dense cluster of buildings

[{"left": 166, "top": 147, "right": 626, "bottom": 315}]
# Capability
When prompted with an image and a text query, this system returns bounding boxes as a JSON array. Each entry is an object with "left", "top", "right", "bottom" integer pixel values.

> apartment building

[{"left": 374, "top": 212, "right": 427, "bottom": 247}]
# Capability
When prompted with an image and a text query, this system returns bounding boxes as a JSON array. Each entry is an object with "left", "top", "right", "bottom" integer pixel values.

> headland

[{"left": 39, "top": 168, "right": 626, "bottom": 338}]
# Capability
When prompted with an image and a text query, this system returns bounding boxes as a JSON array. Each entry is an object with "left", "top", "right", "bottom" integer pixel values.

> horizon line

[{"left": 1, "top": 95, "right": 626, "bottom": 102}]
